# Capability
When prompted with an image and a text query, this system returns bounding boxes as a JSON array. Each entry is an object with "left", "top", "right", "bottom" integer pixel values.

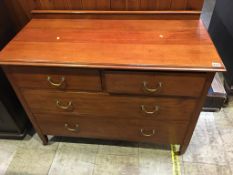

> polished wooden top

[{"left": 0, "top": 19, "right": 225, "bottom": 72}]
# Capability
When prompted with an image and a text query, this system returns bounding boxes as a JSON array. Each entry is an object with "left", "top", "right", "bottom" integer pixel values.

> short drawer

[
  {"left": 22, "top": 89, "right": 196, "bottom": 121},
  {"left": 104, "top": 71, "right": 206, "bottom": 97},
  {"left": 35, "top": 114, "right": 188, "bottom": 144},
  {"left": 6, "top": 66, "right": 101, "bottom": 91}
]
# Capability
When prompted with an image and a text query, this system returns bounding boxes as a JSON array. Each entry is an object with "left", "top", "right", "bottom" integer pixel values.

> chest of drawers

[{"left": 0, "top": 17, "right": 225, "bottom": 154}]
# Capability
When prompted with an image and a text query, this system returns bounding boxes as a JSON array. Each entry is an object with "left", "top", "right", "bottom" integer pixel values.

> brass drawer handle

[
  {"left": 56, "top": 100, "right": 73, "bottom": 110},
  {"left": 141, "top": 105, "right": 159, "bottom": 115},
  {"left": 143, "top": 81, "right": 162, "bottom": 93},
  {"left": 65, "top": 123, "right": 79, "bottom": 132},
  {"left": 141, "top": 129, "right": 155, "bottom": 137},
  {"left": 47, "top": 76, "right": 65, "bottom": 87}
]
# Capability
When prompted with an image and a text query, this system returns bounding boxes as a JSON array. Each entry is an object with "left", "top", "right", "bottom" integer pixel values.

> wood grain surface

[
  {"left": 34, "top": 113, "right": 189, "bottom": 144},
  {"left": 104, "top": 71, "right": 206, "bottom": 97},
  {"left": 6, "top": 66, "right": 101, "bottom": 91},
  {"left": 1, "top": 0, "right": 205, "bottom": 35},
  {"left": 29, "top": 0, "right": 205, "bottom": 10},
  {"left": 21, "top": 89, "right": 197, "bottom": 121},
  {"left": 0, "top": 19, "right": 225, "bottom": 72}
]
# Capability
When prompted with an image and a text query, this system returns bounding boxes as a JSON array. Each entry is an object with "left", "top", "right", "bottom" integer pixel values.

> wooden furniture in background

[
  {"left": 0, "top": 13, "right": 225, "bottom": 154},
  {"left": 0, "top": 1, "right": 16, "bottom": 49},
  {"left": 0, "top": 0, "right": 29, "bottom": 139}
]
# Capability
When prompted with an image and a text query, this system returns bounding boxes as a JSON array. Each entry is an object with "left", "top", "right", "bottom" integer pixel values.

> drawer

[
  {"left": 6, "top": 66, "right": 101, "bottom": 91},
  {"left": 34, "top": 114, "right": 189, "bottom": 144},
  {"left": 104, "top": 71, "right": 207, "bottom": 97},
  {"left": 22, "top": 89, "right": 196, "bottom": 121}
]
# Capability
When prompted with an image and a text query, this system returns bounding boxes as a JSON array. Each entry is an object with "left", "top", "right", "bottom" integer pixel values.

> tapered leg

[
  {"left": 176, "top": 144, "right": 188, "bottom": 155},
  {"left": 40, "top": 134, "right": 49, "bottom": 145}
]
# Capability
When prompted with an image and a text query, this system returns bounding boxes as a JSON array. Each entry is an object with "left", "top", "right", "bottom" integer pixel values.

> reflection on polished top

[{"left": 0, "top": 19, "right": 225, "bottom": 72}]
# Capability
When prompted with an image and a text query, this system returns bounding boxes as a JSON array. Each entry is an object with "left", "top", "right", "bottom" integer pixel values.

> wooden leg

[
  {"left": 40, "top": 134, "right": 49, "bottom": 145},
  {"left": 176, "top": 144, "right": 188, "bottom": 155}
]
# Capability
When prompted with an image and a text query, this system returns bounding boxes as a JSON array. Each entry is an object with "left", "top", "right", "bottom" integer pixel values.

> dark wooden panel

[
  {"left": 171, "top": 0, "right": 187, "bottom": 10},
  {"left": 111, "top": 0, "right": 126, "bottom": 10},
  {"left": 0, "top": 0, "right": 205, "bottom": 33},
  {"left": 158, "top": 0, "right": 172, "bottom": 10},
  {"left": 50, "top": 0, "right": 82, "bottom": 10},
  {"left": 4, "top": 0, "right": 33, "bottom": 31},
  {"left": 126, "top": 0, "right": 140, "bottom": 10},
  {"left": 6, "top": 0, "right": 204, "bottom": 11},
  {"left": 34, "top": 0, "right": 82, "bottom": 10},
  {"left": 0, "top": 1, "right": 29, "bottom": 138},
  {"left": 187, "top": 0, "right": 204, "bottom": 10},
  {"left": 140, "top": 0, "right": 158, "bottom": 10},
  {"left": 0, "top": 1, "right": 15, "bottom": 49},
  {"left": 82, "top": 0, "right": 110, "bottom": 10},
  {"left": 35, "top": 114, "right": 189, "bottom": 144},
  {"left": 34, "top": 0, "right": 53, "bottom": 9}
]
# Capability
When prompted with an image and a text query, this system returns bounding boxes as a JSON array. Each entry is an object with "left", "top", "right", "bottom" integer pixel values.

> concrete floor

[{"left": 2, "top": 0, "right": 231, "bottom": 174}]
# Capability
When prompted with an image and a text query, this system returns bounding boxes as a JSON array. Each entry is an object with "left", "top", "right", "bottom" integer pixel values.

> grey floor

[{"left": 2, "top": 0, "right": 231, "bottom": 174}]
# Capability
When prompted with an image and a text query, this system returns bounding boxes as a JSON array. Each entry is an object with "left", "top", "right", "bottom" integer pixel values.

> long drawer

[
  {"left": 22, "top": 89, "right": 196, "bottom": 121},
  {"left": 6, "top": 66, "right": 102, "bottom": 91},
  {"left": 104, "top": 71, "right": 206, "bottom": 97},
  {"left": 34, "top": 114, "right": 189, "bottom": 144}
]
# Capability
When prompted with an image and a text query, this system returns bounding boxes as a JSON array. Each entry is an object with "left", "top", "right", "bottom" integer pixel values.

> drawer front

[
  {"left": 104, "top": 71, "right": 206, "bottom": 97},
  {"left": 6, "top": 66, "right": 101, "bottom": 91},
  {"left": 35, "top": 114, "right": 188, "bottom": 144},
  {"left": 22, "top": 89, "right": 196, "bottom": 121}
]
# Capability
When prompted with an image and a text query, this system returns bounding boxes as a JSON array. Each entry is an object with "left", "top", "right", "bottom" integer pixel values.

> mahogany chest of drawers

[{"left": 0, "top": 17, "right": 225, "bottom": 154}]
